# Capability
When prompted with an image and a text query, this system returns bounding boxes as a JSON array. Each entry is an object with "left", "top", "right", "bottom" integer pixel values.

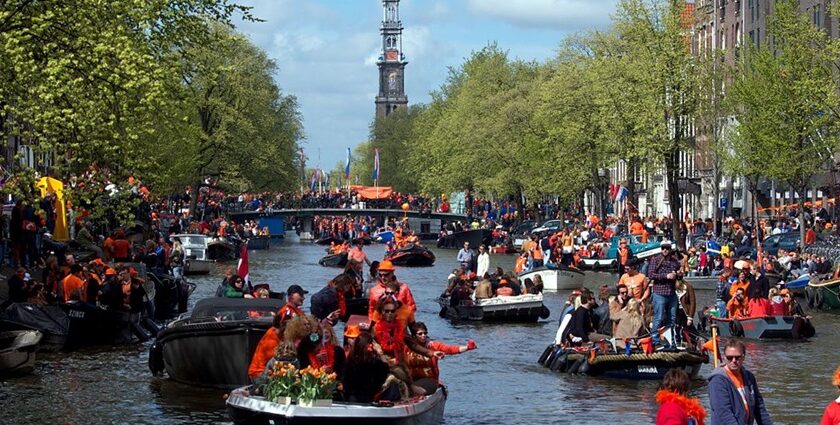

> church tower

[{"left": 375, "top": 0, "right": 408, "bottom": 119}]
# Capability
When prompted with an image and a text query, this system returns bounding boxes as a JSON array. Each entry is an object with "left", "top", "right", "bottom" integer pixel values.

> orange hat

[
  {"left": 499, "top": 279, "right": 509, "bottom": 286},
  {"left": 833, "top": 365, "right": 840, "bottom": 387},
  {"left": 105, "top": 268, "right": 117, "bottom": 276},
  {"left": 378, "top": 260, "right": 395, "bottom": 272},
  {"left": 129, "top": 267, "right": 139, "bottom": 276},
  {"left": 780, "top": 288, "right": 791, "bottom": 296},
  {"left": 344, "top": 324, "right": 361, "bottom": 339},
  {"left": 92, "top": 258, "right": 106, "bottom": 266}
]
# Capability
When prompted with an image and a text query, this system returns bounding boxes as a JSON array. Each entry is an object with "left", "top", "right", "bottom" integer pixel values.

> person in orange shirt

[
  {"left": 630, "top": 220, "right": 644, "bottom": 235},
  {"left": 726, "top": 288, "right": 749, "bottom": 318},
  {"left": 729, "top": 271, "right": 751, "bottom": 299},
  {"left": 62, "top": 264, "right": 87, "bottom": 303},
  {"left": 248, "top": 314, "right": 283, "bottom": 380},
  {"left": 618, "top": 259, "right": 649, "bottom": 301}
]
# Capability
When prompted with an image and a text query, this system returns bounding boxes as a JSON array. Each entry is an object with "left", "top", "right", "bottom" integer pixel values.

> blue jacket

[{"left": 708, "top": 367, "right": 773, "bottom": 425}]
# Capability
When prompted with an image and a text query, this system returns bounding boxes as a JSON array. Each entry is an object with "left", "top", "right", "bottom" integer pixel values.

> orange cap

[
  {"left": 378, "top": 260, "right": 395, "bottom": 272},
  {"left": 780, "top": 288, "right": 791, "bottom": 296},
  {"left": 129, "top": 267, "right": 139, "bottom": 276},
  {"left": 499, "top": 279, "right": 509, "bottom": 286},
  {"left": 105, "top": 268, "right": 117, "bottom": 276}
]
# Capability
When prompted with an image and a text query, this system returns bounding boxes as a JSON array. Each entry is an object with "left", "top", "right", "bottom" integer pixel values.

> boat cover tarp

[
  {"left": 476, "top": 294, "right": 543, "bottom": 306},
  {"left": 349, "top": 185, "right": 393, "bottom": 200},
  {"left": 190, "top": 298, "right": 285, "bottom": 319},
  {"left": 3, "top": 303, "right": 69, "bottom": 336}
]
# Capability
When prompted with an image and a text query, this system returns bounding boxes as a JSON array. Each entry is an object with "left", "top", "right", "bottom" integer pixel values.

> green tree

[{"left": 728, "top": 0, "right": 840, "bottom": 248}]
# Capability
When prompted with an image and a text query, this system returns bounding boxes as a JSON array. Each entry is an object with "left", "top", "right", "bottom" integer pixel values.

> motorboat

[
  {"left": 208, "top": 236, "right": 240, "bottom": 261},
  {"left": 172, "top": 234, "right": 214, "bottom": 275},
  {"left": 226, "top": 385, "right": 447, "bottom": 425},
  {"left": 706, "top": 315, "right": 814, "bottom": 340},
  {"left": 538, "top": 344, "right": 707, "bottom": 380},
  {"left": 0, "top": 330, "right": 42, "bottom": 377},
  {"left": 319, "top": 252, "right": 348, "bottom": 268},
  {"left": 683, "top": 276, "right": 720, "bottom": 291},
  {"left": 438, "top": 293, "right": 549, "bottom": 322},
  {"left": 518, "top": 266, "right": 586, "bottom": 291},
  {"left": 148, "top": 297, "right": 285, "bottom": 389},
  {"left": 436, "top": 229, "right": 492, "bottom": 249},
  {"left": 579, "top": 257, "right": 616, "bottom": 270},
  {"left": 385, "top": 244, "right": 436, "bottom": 267},
  {"left": 489, "top": 245, "right": 516, "bottom": 254},
  {"left": 0, "top": 304, "right": 69, "bottom": 352},
  {"left": 247, "top": 236, "right": 271, "bottom": 250},
  {"left": 314, "top": 236, "right": 344, "bottom": 246},
  {"left": 374, "top": 228, "right": 394, "bottom": 243}
]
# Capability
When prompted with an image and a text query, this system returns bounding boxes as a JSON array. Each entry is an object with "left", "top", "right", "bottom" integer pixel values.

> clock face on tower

[{"left": 386, "top": 50, "right": 399, "bottom": 61}]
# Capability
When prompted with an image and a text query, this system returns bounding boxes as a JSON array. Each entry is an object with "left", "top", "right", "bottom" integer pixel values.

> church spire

[{"left": 375, "top": 0, "right": 408, "bottom": 119}]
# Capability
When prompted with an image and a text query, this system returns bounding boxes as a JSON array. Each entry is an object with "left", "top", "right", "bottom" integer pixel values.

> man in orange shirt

[
  {"left": 248, "top": 314, "right": 283, "bottom": 380},
  {"left": 618, "top": 259, "right": 649, "bottom": 301},
  {"left": 62, "top": 264, "right": 87, "bottom": 302}
]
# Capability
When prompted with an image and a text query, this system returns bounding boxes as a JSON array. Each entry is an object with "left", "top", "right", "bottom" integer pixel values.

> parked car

[
  {"left": 530, "top": 220, "right": 565, "bottom": 237},
  {"left": 760, "top": 232, "right": 822, "bottom": 256},
  {"left": 510, "top": 221, "right": 537, "bottom": 248}
]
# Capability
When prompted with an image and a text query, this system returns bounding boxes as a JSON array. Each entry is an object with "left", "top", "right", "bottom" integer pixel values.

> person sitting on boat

[
  {"left": 474, "top": 278, "right": 493, "bottom": 300},
  {"left": 726, "top": 288, "right": 749, "bottom": 319},
  {"left": 768, "top": 288, "right": 787, "bottom": 316},
  {"left": 278, "top": 284, "right": 308, "bottom": 322},
  {"left": 617, "top": 238, "right": 633, "bottom": 275},
  {"left": 530, "top": 275, "right": 544, "bottom": 294},
  {"left": 781, "top": 288, "right": 806, "bottom": 317},
  {"left": 495, "top": 278, "right": 514, "bottom": 297},
  {"left": 746, "top": 279, "right": 771, "bottom": 317},
  {"left": 221, "top": 275, "right": 249, "bottom": 298},
  {"left": 655, "top": 368, "right": 707, "bottom": 425},
  {"left": 342, "top": 331, "right": 399, "bottom": 403},
  {"left": 514, "top": 251, "right": 529, "bottom": 273},
  {"left": 820, "top": 365, "right": 840, "bottom": 425},
  {"left": 729, "top": 270, "right": 751, "bottom": 300},
  {"left": 404, "top": 322, "right": 476, "bottom": 395},
  {"left": 248, "top": 313, "right": 285, "bottom": 381},
  {"left": 297, "top": 317, "right": 345, "bottom": 377},
  {"left": 347, "top": 239, "right": 371, "bottom": 266},
  {"left": 609, "top": 284, "right": 631, "bottom": 334},
  {"left": 372, "top": 296, "right": 407, "bottom": 364},
  {"left": 612, "top": 298, "right": 647, "bottom": 341},
  {"left": 566, "top": 292, "right": 607, "bottom": 345},
  {"left": 62, "top": 264, "right": 88, "bottom": 303},
  {"left": 214, "top": 267, "right": 237, "bottom": 297}
]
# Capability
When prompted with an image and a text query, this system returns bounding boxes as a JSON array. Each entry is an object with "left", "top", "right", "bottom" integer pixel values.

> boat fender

[
  {"left": 148, "top": 342, "right": 165, "bottom": 375},
  {"left": 801, "top": 319, "right": 816, "bottom": 338},
  {"left": 729, "top": 319, "right": 744, "bottom": 338},
  {"left": 805, "top": 287, "right": 816, "bottom": 308},
  {"left": 538, "top": 345, "right": 554, "bottom": 365},
  {"left": 577, "top": 358, "right": 591, "bottom": 375},
  {"left": 791, "top": 317, "right": 802, "bottom": 340},
  {"left": 814, "top": 288, "right": 824, "bottom": 309},
  {"left": 438, "top": 305, "right": 448, "bottom": 317},
  {"left": 566, "top": 358, "right": 585, "bottom": 374},
  {"left": 549, "top": 352, "right": 569, "bottom": 372},
  {"left": 543, "top": 345, "right": 563, "bottom": 367},
  {"left": 539, "top": 306, "right": 551, "bottom": 319}
]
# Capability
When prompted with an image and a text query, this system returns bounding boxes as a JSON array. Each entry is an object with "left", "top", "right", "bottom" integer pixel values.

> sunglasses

[
  {"left": 382, "top": 309, "right": 396, "bottom": 314},
  {"left": 415, "top": 331, "right": 427, "bottom": 336},
  {"left": 384, "top": 291, "right": 396, "bottom": 295},
  {"left": 378, "top": 272, "right": 393, "bottom": 277},
  {"left": 726, "top": 355, "right": 745, "bottom": 361}
]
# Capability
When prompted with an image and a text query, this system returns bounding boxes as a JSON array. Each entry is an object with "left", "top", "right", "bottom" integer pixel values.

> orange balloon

[{"left": 401, "top": 203, "right": 410, "bottom": 211}]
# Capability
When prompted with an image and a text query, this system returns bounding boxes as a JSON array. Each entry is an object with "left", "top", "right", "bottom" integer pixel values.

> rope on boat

[{"left": 559, "top": 351, "right": 704, "bottom": 365}]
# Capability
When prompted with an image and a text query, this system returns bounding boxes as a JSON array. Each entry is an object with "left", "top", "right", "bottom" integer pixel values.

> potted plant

[
  {"left": 296, "top": 366, "right": 338, "bottom": 407},
  {"left": 261, "top": 361, "right": 299, "bottom": 405}
]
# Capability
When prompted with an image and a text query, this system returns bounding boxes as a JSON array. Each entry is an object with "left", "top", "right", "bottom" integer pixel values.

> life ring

[{"left": 729, "top": 319, "right": 745, "bottom": 337}]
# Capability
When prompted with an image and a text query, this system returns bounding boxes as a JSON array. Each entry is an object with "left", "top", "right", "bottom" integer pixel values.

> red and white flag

[{"left": 237, "top": 243, "right": 249, "bottom": 284}]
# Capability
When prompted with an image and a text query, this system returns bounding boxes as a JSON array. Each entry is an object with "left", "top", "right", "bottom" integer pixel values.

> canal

[{"left": 1, "top": 239, "right": 837, "bottom": 424}]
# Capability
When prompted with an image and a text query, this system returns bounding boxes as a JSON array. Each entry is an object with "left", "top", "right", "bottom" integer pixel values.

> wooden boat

[
  {"left": 708, "top": 315, "right": 814, "bottom": 340},
  {"left": 148, "top": 297, "right": 285, "bottom": 389},
  {"left": 0, "top": 330, "right": 42, "bottom": 377},
  {"left": 247, "top": 236, "right": 271, "bottom": 250},
  {"left": 226, "top": 385, "right": 447, "bottom": 425},
  {"left": 437, "top": 293, "right": 550, "bottom": 322},
  {"left": 537, "top": 345, "right": 707, "bottom": 380},
  {"left": 518, "top": 266, "right": 586, "bottom": 291},
  {"left": 385, "top": 244, "right": 435, "bottom": 267},
  {"left": 319, "top": 252, "right": 348, "bottom": 268},
  {"left": 579, "top": 257, "right": 616, "bottom": 270},
  {"left": 807, "top": 278, "right": 840, "bottom": 310},
  {"left": 436, "top": 229, "right": 492, "bottom": 249}
]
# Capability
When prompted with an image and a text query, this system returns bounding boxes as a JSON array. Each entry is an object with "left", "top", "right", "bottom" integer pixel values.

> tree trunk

[
  {"left": 666, "top": 150, "right": 683, "bottom": 249},
  {"left": 188, "top": 179, "right": 201, "bottom": 219},
  {"left": 626, "top": 157, "right": 637, "bottom": 218},
  {"left": 800, "top": 184, "right": 808, "bottom": 251}
]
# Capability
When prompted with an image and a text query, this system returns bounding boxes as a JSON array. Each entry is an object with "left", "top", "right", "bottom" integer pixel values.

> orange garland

[{"left": 656, "top": 390, "right": 707, "bottom": 425}]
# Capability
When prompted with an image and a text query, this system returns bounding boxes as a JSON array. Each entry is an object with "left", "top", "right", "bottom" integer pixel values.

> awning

[{"left": 350, "top": 185, "right": 393, "bottom": 200}]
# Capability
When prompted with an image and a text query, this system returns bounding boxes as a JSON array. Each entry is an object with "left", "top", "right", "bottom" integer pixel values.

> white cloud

[{"left": 466, "top": 0, "right": 618, "bottom": 31}]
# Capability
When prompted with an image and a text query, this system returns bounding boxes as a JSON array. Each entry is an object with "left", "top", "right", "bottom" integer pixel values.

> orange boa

[{"left": 656, "top": 390, "right": 707, "bottom": 425}]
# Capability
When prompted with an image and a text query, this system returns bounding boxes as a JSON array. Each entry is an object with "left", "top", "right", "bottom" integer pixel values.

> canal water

[{"left": 1, "top": 238, "right": 837, "bottom": 424}]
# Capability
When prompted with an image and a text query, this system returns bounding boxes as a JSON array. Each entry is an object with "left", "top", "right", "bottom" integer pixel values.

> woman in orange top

[
  {"left": 248, "top": 314, "right": 283, "bottom": 380},
  {"left": 514, "top": 252, "right": 528, "bottom": 273}
]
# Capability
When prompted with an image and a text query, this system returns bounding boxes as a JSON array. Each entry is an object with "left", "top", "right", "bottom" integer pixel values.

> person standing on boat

[
  {"left": 476, "top": 245, "right": 490, "bottom": 278},
  {"left": 708, "top": 339, "right": 773, "bottom": 425},
  {"left": 278, "top": 284, "right": 308, "bottom": 321},
  {"left": 348, "top": 239, "right": 371, "bottom": 266},
  {"left": 646, "top": 240, "right": 682, "bottom": 349},
  {"left": 367, "top": 260, "right": 416, "bottom": 321},
  {"left": 617, "top": 238, "right": 633, "bottom": 275},
  {"left": 821, "top": 366, "right": 840, "bottom": 425},
  {"left": 457, "top": 242, "right": 474, "bottom": 271}
]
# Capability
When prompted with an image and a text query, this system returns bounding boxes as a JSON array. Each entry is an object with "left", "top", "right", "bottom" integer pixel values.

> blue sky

[{"left": 236, "top": 0, "right": 619, "bottom": 169}]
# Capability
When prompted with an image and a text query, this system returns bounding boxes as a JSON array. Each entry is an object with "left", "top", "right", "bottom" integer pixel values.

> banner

[
  {"left": 371, "top": 148, "right": 380, "bottom": 181},
  {"left": 350, "top": 185, "right": 392, "bottom": 199},
  {"left": 35, "top": 177, "right": 68, "bottom": 241},
  {"left": 345, "top": 147, "right": 351, "bottom": 179}
]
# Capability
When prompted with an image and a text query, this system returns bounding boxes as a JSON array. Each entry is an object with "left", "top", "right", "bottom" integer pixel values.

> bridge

[{"left": 229, "top": 208, "right": 469, "bottom": 239}]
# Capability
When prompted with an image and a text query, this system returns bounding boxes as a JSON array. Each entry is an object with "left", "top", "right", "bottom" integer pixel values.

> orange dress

[{"left": 248, "top": 328, "right": 281, "bottom": 379}]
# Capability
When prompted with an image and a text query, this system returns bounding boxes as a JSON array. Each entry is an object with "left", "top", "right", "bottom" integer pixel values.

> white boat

[
  {"left": 226, "top": 385, "right": 447, "bottom": 425},
  {"left": 438, "top": 293, "right": 550, "bottom": 322},
  {"left": 0, "top": 330, "right": 42, "bottom": 377},
  {"left": 172, "top": 234, "right": 214, "bottom": 275},
  {"left": 518, "top": 266, "right": 586, "bottom": 291}
]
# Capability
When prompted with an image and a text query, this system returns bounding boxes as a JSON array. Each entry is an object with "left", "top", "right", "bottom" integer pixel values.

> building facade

[{"left": 374, "top": 0, "right": 409, "bottom": 119}]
